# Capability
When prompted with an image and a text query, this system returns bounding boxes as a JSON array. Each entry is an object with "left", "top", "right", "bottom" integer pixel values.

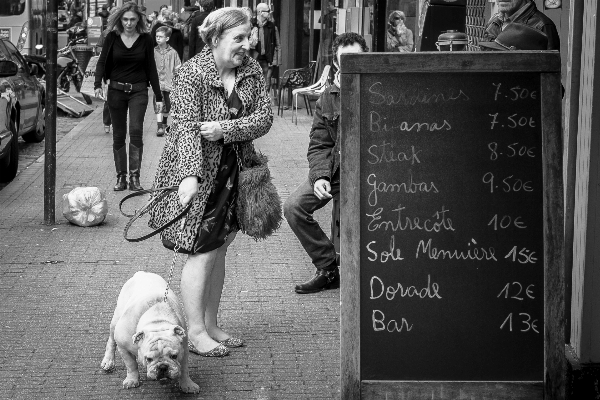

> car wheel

[
  {"left": 22, "top": 102, "right": 45, "bottom": 143},
  {"left": 0, "top": 124, "right": 19, "bottom": 183}
]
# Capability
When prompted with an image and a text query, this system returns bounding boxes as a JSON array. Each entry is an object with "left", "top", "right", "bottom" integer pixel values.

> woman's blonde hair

[
  {"left": 388, "top": 10, "right": 405, "bottom": 24},
  {"left": 199, "top": 7, "right": 249, "bottom": 47},
  {"left": 107, "top": 1, "right": 148, "bottom": 34}
]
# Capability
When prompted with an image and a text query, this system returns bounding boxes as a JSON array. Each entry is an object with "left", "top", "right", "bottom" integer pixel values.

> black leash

[{"left": 119, "top": 186, "right": 192, "bottom": 242}]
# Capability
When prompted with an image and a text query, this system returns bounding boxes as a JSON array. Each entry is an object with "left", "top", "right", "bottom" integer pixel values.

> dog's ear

[
  {"left": 173, "top": 325, "right": 186, "bottom": 338},
  {"left": 132, "top": 331, "right": 144, "bottom": 345}
]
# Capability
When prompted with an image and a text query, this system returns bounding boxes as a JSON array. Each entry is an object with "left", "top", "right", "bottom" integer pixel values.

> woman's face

[
  {"left": 390, "top": 13, "right": 404, "bottom": 27},
  {"left": 214, "top": 23, "right": 251, "bottom": 69},
  {"left": 121, "top": 11, "right": 139, "bottom": 33}
]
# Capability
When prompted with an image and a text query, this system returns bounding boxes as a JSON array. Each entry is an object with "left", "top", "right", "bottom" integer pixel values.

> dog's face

[{"left": 133, "top": 325, "right": 185, "bottom": 380}]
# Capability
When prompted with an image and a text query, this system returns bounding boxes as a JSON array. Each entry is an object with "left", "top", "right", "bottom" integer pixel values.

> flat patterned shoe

[
  {"left": 219, "top": 337, "right": 244, "bottom": 348},
  {"left": 188, "top": 342, "right": 229, "bottom": 357}
]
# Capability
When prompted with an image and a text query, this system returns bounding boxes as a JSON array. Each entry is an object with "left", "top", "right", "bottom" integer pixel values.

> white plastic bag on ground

[{"left": 62, "top": 187, "right": 108, "bottom": 227}]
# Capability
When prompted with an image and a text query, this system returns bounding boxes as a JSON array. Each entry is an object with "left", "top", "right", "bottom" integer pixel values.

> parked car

[
  {"left": 58, "top": 9, "right": 70, "bottom": 31},
  {"left": 0, "top": 39, "right": 45, "bottom": 183}
]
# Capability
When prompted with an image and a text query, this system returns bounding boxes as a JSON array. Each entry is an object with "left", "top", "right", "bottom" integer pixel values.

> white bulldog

[{"left": 100, "top": 271, "right": 200, "bottom": 393}]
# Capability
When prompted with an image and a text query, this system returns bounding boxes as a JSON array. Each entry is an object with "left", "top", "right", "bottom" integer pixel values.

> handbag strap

[
  {"left": 233, "top": 143, "right": 245, "bottom": 172},
  {"left": 119, "top": 186, "right": 192, "bottom": 243}
]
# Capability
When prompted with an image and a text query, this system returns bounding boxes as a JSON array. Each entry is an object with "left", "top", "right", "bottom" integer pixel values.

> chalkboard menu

[{"left": 340, "top": 53, "right": 564, "bottom": 400}]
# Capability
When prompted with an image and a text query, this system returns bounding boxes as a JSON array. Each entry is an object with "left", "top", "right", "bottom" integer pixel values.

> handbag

[{"left": 234, "top": 146, "right": 283, "bottom": 240}]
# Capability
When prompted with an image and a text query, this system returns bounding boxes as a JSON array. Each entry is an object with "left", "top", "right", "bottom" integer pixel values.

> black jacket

[
  {"left": 98, "top": 9, "right": 110, "bottom": 30},
  {"left": 483, "top": 0, "right": 560, "bottom": 50},
  {"left": 256, "top": 20, "right": 277, "bottom": 64},
  {"left": 94, "top": 31, "right": 162, "bottom": 101},
  {"left": 168, "top": 27, "right": 184, "bottom": 61},
  {"left": 188, "top": 10, "right": 210, "bottom": 58},
  {"left": 307, "top": 84, "right": 340, "bottom": 185}
]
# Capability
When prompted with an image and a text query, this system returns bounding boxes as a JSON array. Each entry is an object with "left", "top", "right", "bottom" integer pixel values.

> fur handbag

[{"left": 235, "top": 147, "right": 282, "bottom": 240}]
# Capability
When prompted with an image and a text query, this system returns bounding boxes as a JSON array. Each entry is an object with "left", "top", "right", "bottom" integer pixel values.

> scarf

[
  {"left": 333, "top": 69, "right": 341, "bottom": 89},
  {"left": 257, "top": 18, "right": 267, "bottom": 56},
  {"left": 396, "top": 24, "right": 408, "bottom": 46}
]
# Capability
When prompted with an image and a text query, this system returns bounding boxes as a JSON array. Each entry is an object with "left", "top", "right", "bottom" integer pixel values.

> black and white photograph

[{"left": 0, "top": 0, "right": 594, "bottom": 399}]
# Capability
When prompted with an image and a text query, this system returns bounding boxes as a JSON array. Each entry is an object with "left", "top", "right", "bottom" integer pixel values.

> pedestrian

[
  {"left": 69, "top": 0, "right": 84, "bottom": 27},
  {"left": 483, "top": 0, "right": 559, "bottom": 50},
  {"left": 93, "top": 1, "right": 163, "bottom": 192},
  {"left": 241, "top": 7, "right": 259, "bottom": 59},
  {"left": 151, "top": 9, "right": 184, "bottom": 56},
  {"left": 188, "top": 0, "right": 214, "bottom": 59},
  {"left": 283, "top": 32, "right": 368, "bottom": 294},
  {"left": 95, "top": 7, "right": 118, "bottom": 134},
  {"left": 98, "top": 4, "right": 110, "bottom": 31},
  {"left": 153, "top": 26, "right": 181, "bottom": 137},
  {"left": 150, "top": 8, "right": 167, "bottom": 41},
  {"left": 267, "top": 12, "right": 281, "bottom": 96},
  {"left": 162, "top": 12, "right": 185, "bottom": 61},
  {"left": 148, "top": 7, "right": 273, "bottom": 357},
  {"left": 386, "top": 10, "right": 413, "bottom": 52},
  {"left": 254, "top": 3, "right": 277, "bottom": 93}
]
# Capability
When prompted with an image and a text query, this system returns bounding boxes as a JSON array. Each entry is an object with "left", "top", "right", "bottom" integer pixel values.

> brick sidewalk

[{"left": 0, "top": 100, "right": 340, "bottom": 399}]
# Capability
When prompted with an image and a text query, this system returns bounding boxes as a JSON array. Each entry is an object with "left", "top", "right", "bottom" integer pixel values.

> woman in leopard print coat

[{"left": 149, "top": 8, "right": 273, "bottom": 357}]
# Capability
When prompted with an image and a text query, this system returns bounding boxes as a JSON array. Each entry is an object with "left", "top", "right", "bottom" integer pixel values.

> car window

[
  {"left": 3, "top": 40, "right": 27, "bottom": 73},
  {"left": 0, "top": 41, "right": 11, "bottom": 62}
]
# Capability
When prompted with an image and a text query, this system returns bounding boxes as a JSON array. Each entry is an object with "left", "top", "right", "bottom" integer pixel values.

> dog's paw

[
  {"left": 179, "top": 378, "right": 200, "bottom": 393},
  {"left": 100, "top": 357, "right": 115, "bottom": 372},
  {"left": 122, "top": 377, "right": 140, "bottom": 389}
]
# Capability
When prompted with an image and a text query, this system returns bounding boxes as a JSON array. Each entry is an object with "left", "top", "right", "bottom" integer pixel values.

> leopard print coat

[{"left": 148, "top": 46, "right": 273, "bottom": 251}]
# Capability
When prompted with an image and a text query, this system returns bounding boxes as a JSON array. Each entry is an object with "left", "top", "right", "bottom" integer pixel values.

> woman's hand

[
  {"left": 178, "top": 176, "right": 199, "bottom": 206},
  {"left": 199, "top": 121, "right": 224, "bottom": 141},
  {"left": 94, "top": 88, "right": 104, "bottom": 99}
]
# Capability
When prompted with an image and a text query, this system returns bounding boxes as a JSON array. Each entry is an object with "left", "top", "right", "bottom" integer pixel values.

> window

[
  {"left": 3, "top": 40, "right": 27, "bottom": 72},
  {"left": 0, "top": 0, "right": 26, "bottom": 17},
  {"left": 0, "top": 42, "right": 12, "bottom": 61}
]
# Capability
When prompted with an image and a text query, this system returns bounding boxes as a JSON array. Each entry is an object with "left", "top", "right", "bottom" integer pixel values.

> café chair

[
  {"left": 291, "top": 65, "right": 331, "bottom": 124},
  {"left": 277, "top": 61, "right": 316, "bottom": 118}
]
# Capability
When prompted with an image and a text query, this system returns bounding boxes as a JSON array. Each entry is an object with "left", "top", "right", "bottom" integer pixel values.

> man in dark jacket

[
  {"left": 188, "top": 0, "right": 214, "bottom": 59},
  {"left": 283, "top": 33, "right": 369, "bottom": 294},
  {"left": 98, "top": 4, "right": 110, "bottom": 31},
  {"left": 483, "top": 0, "right": 560, "bottom": 50}
]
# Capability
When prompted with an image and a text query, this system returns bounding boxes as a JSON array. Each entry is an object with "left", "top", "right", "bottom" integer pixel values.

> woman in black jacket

[{"left": 94, "top": 1, "right": 163, "bottom": 191}]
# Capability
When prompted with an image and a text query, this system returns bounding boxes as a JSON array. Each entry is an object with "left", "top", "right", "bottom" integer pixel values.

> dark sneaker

[{"left": 295, "top": 267, "right": 339, "bottom": 294}]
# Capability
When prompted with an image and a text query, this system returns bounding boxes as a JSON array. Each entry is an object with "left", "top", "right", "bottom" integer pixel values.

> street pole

[{"left": 44, "top": 0, "right": 58, "bottom": 225}]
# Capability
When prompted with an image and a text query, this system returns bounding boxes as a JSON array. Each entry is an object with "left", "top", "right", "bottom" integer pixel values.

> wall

[{"left": 571, "top": 0, "right": 600, "bottom": 363}]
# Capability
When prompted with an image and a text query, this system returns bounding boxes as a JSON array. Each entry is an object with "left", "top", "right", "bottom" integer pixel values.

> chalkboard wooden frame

[{"left": 340, "top": 52, "right": 564, "bottom": 400}]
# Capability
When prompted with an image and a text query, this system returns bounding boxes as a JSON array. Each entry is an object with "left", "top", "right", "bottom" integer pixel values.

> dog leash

[
  {"left": 119, "top": 186, "right": 192, "bottom": 242},
  {"left": 164, "top": 218, "right": 185, "bottom": 302},
  {"left": 119, "top": 186, "right": 190, "bottom": 302}
]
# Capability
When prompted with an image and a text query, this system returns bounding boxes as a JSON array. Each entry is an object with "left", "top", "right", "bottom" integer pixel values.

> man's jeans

[
  {"left": 106, "top": 87, "right": 148, "bottom": 150},
  {"left": 284, "top": 178, "right": 340, "bottom": 270}
]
